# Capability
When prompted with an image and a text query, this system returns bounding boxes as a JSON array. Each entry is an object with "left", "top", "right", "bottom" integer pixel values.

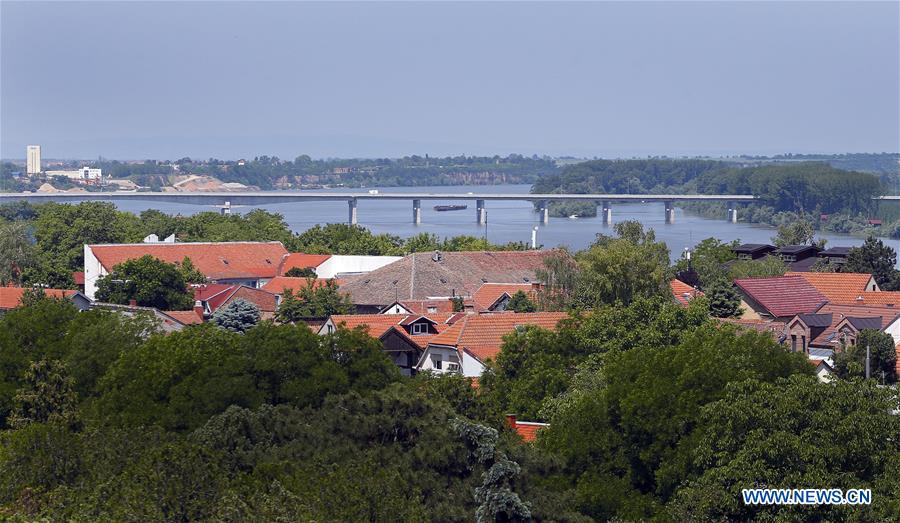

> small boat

[
  {"left": 434, "top": 204, "right": 468, "bottom": 211},
  {"left": 368, "top": 189, "right": 379, "bottom": 194},
  {"left": 569, "top": 215, "right": 579, "bottom": 219}
]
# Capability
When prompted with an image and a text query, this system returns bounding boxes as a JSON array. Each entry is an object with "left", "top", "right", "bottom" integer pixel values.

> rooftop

[
  {"left": 0, "top": 287, "right": 79, "bottom": 310},
  {"left": 733, "top": 275, "right": 828, "bottom": 318},
  {"left": 786, "top": 272, "right": 876, "bottom": 303},
  {"left": 278, "top": 253, "right": 331, "bottom": 275},
  {"left": 472, "top": 283, "right": 537, "bottom": 311},
  {"left": 427, "top": 311, "right": 568, "bottom": 363},
  {"left": 89, "top": 241, "right": 288, "bottom": 280},
  {"left": 670, "top": 279, "right": 703, "bottom": 306}
]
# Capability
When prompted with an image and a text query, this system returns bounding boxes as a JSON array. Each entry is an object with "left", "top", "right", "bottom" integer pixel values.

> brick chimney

[
  {"left": 128, "top": 299, "right": 137, "bottom": 306},
  {"left": 505, "top": 414, "right": 517, "bottom": 429}
]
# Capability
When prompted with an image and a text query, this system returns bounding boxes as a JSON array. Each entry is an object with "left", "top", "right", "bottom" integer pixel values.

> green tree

[
  {"left": 177, "top": 256, "right": 207, "bottom": 284},
  {"left": 575, "top": 221, "right": 669, "bottom": 307},
  {"left": 95, "top": 255, "right": 194, "bottom": 310},
  {"left": 844, "top": 236, "right": 900, "bottom": 290},
  {"left": 275, "top": 279, "right": 354, "bottom": 322},
  {"left": 284, "top": 266, "right": 316, "bottom": 278},
  {"left": 535, "top": 248, "right": 579, "bottom": 311},
  {"left": 833, "top": 329, "right": 897, "bottom": 383},
  {"left": 8, "top": 359, "right": 79, "bottom": 429},
  {"left": 670, "top": 376, "right": 900, "bottom": 521},
  {"left": 772, "top": 220, "right": 824, "bottom": 247},
  {"left": 727, "top": 255, "right": 788, "bottom": 280},
  {"left": 703, "top": 279, "right": 742, "bottom": 318},
  {"left": 671, "top": 238, "right": 737, "bottom": 289},
  {"left": 289, "top": 224, "right": 404, "bottom": 255},
  {"left": 506, "top": 290, "right": 536, "bottom": 312},
  {"left": 0, "top": 222, "right": 37, "bottom": 285},
  {"left": 212, "top": 299, "right": 261, "bottom": 333}
]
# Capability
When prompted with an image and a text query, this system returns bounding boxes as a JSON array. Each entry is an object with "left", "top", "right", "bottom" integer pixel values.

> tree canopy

[{"left": 95, "top": 255, "right": 194, "bottom": 310}]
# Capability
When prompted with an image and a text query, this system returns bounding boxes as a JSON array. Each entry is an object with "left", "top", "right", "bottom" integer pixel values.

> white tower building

[{"left": 26, "top": 145, "right": 41, "bottom": 175}]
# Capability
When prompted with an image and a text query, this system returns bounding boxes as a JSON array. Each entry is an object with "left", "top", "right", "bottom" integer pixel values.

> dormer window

[{"left": 411, "top": 322, "right": 428, "bottom": 335}]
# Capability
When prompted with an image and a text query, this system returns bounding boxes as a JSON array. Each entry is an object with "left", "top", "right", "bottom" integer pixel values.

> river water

[{"left": 111, "top": 184, "right": 900, "bottom": 262}]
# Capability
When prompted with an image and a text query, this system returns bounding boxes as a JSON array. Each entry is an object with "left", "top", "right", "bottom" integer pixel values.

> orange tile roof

[
  {"left": 328, "top": 313, "right": 456, "bottom": 339},
  {"left": 786, "top": 272, "right": 876, "bottom": 303},
  {"left": 809, "top": 303, "right": 900, "bottom": 347},
  {"left": 831, "top": 291, "right": 900, "bottom": 307},
  {"left": 428, "top": 312, "right": 568, "bottom": 362},
  {"left": 90, "top": 242, "right": 288, "bottom": 280},
  {"left": 472, "top": 283, "right": 537, "bottom": 311},
  {"left": 261, "top": 277, "right": 330, "bottom": 295},
  {"left": 278, "top": 253, "right": 331, "bottom": 275},
  {"left": 513, "top": 421, "right": 549, "bottom": 443},
  {"left": 670, "top": 279, "right": 703, "bottom": 306},
  {"left": 163, "top": 310, "right": 204, "bottom": 325},
  {"left": 0, "top": 287, "right": 78, "bottom": 309}
]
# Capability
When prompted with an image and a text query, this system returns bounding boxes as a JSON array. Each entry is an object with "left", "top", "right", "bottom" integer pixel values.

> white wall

[
  {"left": 315, "top": 255, "right": 402, "bottom": 279},
  {"left": 83, "top": 245, "right": 107, "bottom": 300},
  {"left": 417, "top": 346, "right": 485, "bottom": 377}
]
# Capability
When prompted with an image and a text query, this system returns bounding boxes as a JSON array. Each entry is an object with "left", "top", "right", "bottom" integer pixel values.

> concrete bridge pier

[
  {"left": 727, "top": 203, "right": 738, "bottom": 223},
  {"left": 413, "top": 199, "right": 421, "bottom": 224},
  {"left": 221, "top": 201, "right": 231, "bottom": 216},
  {"left": 348, "top": 198, "right": 358, "bottom": 225},
  {"left": 601, "top": 201, "right": 612, "bottom": 225},
  {"left": 538, "top": 200, "right": 549, "bottom": 224},
  {"left": 664, "top": 201, "right": 675, "bottom": 224},
  {"left": 476, "top": 199, "right": 486, "bottom": 225}
]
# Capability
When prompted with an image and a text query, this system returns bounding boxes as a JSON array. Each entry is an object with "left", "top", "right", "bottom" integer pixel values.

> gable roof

[
  {"left": 831, "top": 291, "right": 900, "bottom": 307},
  {"left": 380, "top": 299, "right": 459, "bottom": 315},
  {"left": 807, "top": 303, "right": 900, "bottom": 348},
  {"left": 427, "top": 312, "right": 568, "bottom": 363},
  {"left": 326, "top": 313, "right": 456, "bottom": 339},
  {"left": 261, "top": 277, "right": 330, "bottom": 295},
  {"left": 89, "top": 241, "right": 288, "bottom": 280},
  {"left": 193, "top": 284, "right": 278, "bottom": 313},
  {"left": 338, "top": 250, "right": 555, "bottom": 306},
  {"left": 670, "top": 279, "right": 703, "bottom": 306},
  {"left": 786, "top": 272, "right": 876, "bottom": 303},
  {"left": 0, "top": 287, "right": 80, "bottom": 310},
  {"left": 472, "top": 283, "right": 537, "bottom": 311},
  {"left": 163, "top": 309, "right": 204, "bottom": 325},
  {"left": 733, "top": 275, "right": 828, "bottom": 318},
  {"left": 278, "top": 253, "right": 331, "bottom": 275}
]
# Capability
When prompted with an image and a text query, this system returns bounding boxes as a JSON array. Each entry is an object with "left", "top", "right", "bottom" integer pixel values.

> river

[{"left": 110, "top": 184, "right": 900, "bottom": 262}]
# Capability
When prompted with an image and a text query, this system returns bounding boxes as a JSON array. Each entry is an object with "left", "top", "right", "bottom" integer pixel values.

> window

[
  {"left": 427, "top": 306, "right": 437, "bottom": 313},
  {"left": 411, "top": 322, "right": 428, "bottom": 335},
  {"left": 791, "top": 335, "right": 797, "bottom": 352},
  {"left": 431, "top": 354, "right": 442, "bottom": 370}
]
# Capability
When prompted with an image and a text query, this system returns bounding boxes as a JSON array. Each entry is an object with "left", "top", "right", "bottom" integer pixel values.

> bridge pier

[
  {"left": 601, "top": 201, "right": 612, "bottom": 225},
  {"left": 538, "top": 200, "right": 549, "bottom": 224},
  {"left": 727, "top": 203, "right": 737, "bottom": 223},
  {"left": 413, "top": 199, "right": 421, "bottom": 224},
  {"left": 476, "top": 199, "right": 486, "bottom": 225},
  {"left": 664, "top": 201, "right": 675, "bottom": 224},
  {"left": 348, "top": 198, "right": 358, "bottom": 225},
  {"left": 221, "top": 201, "right": 231, "bottom": 216}
]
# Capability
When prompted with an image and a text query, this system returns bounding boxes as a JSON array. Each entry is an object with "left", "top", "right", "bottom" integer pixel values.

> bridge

[{"left": 0, "top": 191, "right": 757, "bottom": 225}]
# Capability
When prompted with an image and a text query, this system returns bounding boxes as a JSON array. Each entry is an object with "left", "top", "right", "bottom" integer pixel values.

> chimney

[
  {"left": 128, "top": 299, "right": 137, "bottom": 306},
  {"left": 432, "top": 250, "right": 442, "bottom": 262},
  {"left": 194, "top": 300, "right": 205, "bottom": 319},
  {"left": 505, "top": 414, "right": 517, "bottom": 429}
]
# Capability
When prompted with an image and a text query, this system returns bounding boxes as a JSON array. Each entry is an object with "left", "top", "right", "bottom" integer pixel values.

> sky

[{"left": 1, "top": 1, "right": 898, "bottom": 160}]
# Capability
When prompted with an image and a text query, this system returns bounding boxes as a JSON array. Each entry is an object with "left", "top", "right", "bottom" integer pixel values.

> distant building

[
  {"left": 26, "top": 145, "right": 41, "bottom": 175},
  {"left": 45, "top": 167, "right": 102, "bottom": 182}
]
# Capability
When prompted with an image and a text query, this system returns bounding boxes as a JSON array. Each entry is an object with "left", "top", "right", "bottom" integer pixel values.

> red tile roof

[
  {"left": 670, "top": 279, "right": 703, "bottom": 306},
  {"left": 832, "top": 291, "right": 900, "bottom": 307},
  {"left": 734, "top": 275, "right": 828, "bottom": 318},
  {"left": 72, "top": 271, "right": 85, "bottom": 285},
  {"left": 472, "top": 283, "right": 537, "bottom": 311},
  {"left": 428, "top": 312, "right": 568, "bottom": 362},
  {"left": 261, "top": 277, "right": 330, "bottom": 295},
  {"left": 278, "top": 253, "right": 331, "bottom": 275},
  {"left": 193, "top": 284, "right": 278, "bottom": 313},
  {"left": 0, "top": 287, "right": 79, "bottom": 309},
  {"left": 163, "top": 310, "right": 204, "bottom": 325},
  {"left": 513, "top": 421, "right": 549, "bottom": 443},
  {"left": 809, "top": 303, "right": 900, "bottom": 348},
  {"left": 89, "top": 242, "right": 288, "bottom": 280},
  {"left": 785, "top": 272, "right": 876, "bottom": 303}
]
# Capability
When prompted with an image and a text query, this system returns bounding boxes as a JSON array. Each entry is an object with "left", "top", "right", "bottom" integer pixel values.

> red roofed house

[
  {"left": 278, "top": 254, "right": 331, "bottom": 276},
  {"left": 506, "top": 414, "right": 549, "bottom": 443},
  {"left": 0, "top": 286, "right": 91, "bottom": 313},
  {"left": 193, "top": 283, "right": 279, "bottom": 321},
  {"left": 318, "top": 313, "right": 460, "bottom": 375},
  {"left": 261, "top": 276, "right": 332, "bottom": 295},
  {"left": 472, "top": 283, "right": 540, "bottom": 312},
  {"left": 84, "top": 241, "right": 289, "bottom": 300},
  {"left": 785, "top": 272, "right": 879, "bottom": 303},
  {"left": 417, "top": 312, "right": 569, "bottom": 377},
  {"left": 733, "top": 275, "right": 828, "bottom": 321},
  {"left": 670, "top": 279, "right": 703, "bottom": 306}
]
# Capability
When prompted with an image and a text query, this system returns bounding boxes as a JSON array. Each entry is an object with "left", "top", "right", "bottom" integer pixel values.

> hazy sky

[{"left": 2, "top": 1, "right": 898, "bottom": 160}]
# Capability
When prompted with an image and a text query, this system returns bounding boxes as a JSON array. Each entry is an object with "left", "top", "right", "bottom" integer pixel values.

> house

[
  {"left": 379, "top": 298, "right": 462, "bottom": 315},
  {"left": 810, "top": 358, "right": 835, "bottom": 382},
  {"left": 90, "top": 302, "right": 202, "bottom": 333},
  {"left": 817, "top": 246, "right": 853, "bottom": 268},
  {"left": 733, "top": 275, "right": 828, "bottom": 320},
  {"left": 0, "top": 286, "right": 91, "bottom": 313},
  {"left": 786, "top": 272, "right": 879, "bottom": 303},
  {"left": 472, "top": 283, "right": 540, "bottom": 312},
  {"left": 774, "top": 245, "right": 821, "bottom": 272},
  {"left": 417, "top": 312, "right": 569, "bottom": 377},
  {"left": 732, "top": 243, "right": 776, "bottom": 260},
  {"left": 318, "top": 313, "right": 460, "bottom": 375},
  {"left": 670, "top": 279, "right": 703, "bottom": 306},
  {"left": 279, "top": 253, "right": 402, "bottom": 279},
  {"left": 193, "top": 283, "right": 279, "bottom": 320},
  {"left": 338, "top": 250, "right": 555, "bottom": 313},
  {"left": 506, "top": 414, "right": 549, "bottom": 443},
  {"left": 84, "top": 241, "right": 289, "bottom": 299},
  {"left": 782, "top": 304, "right": 900, "bottom": 364}
]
